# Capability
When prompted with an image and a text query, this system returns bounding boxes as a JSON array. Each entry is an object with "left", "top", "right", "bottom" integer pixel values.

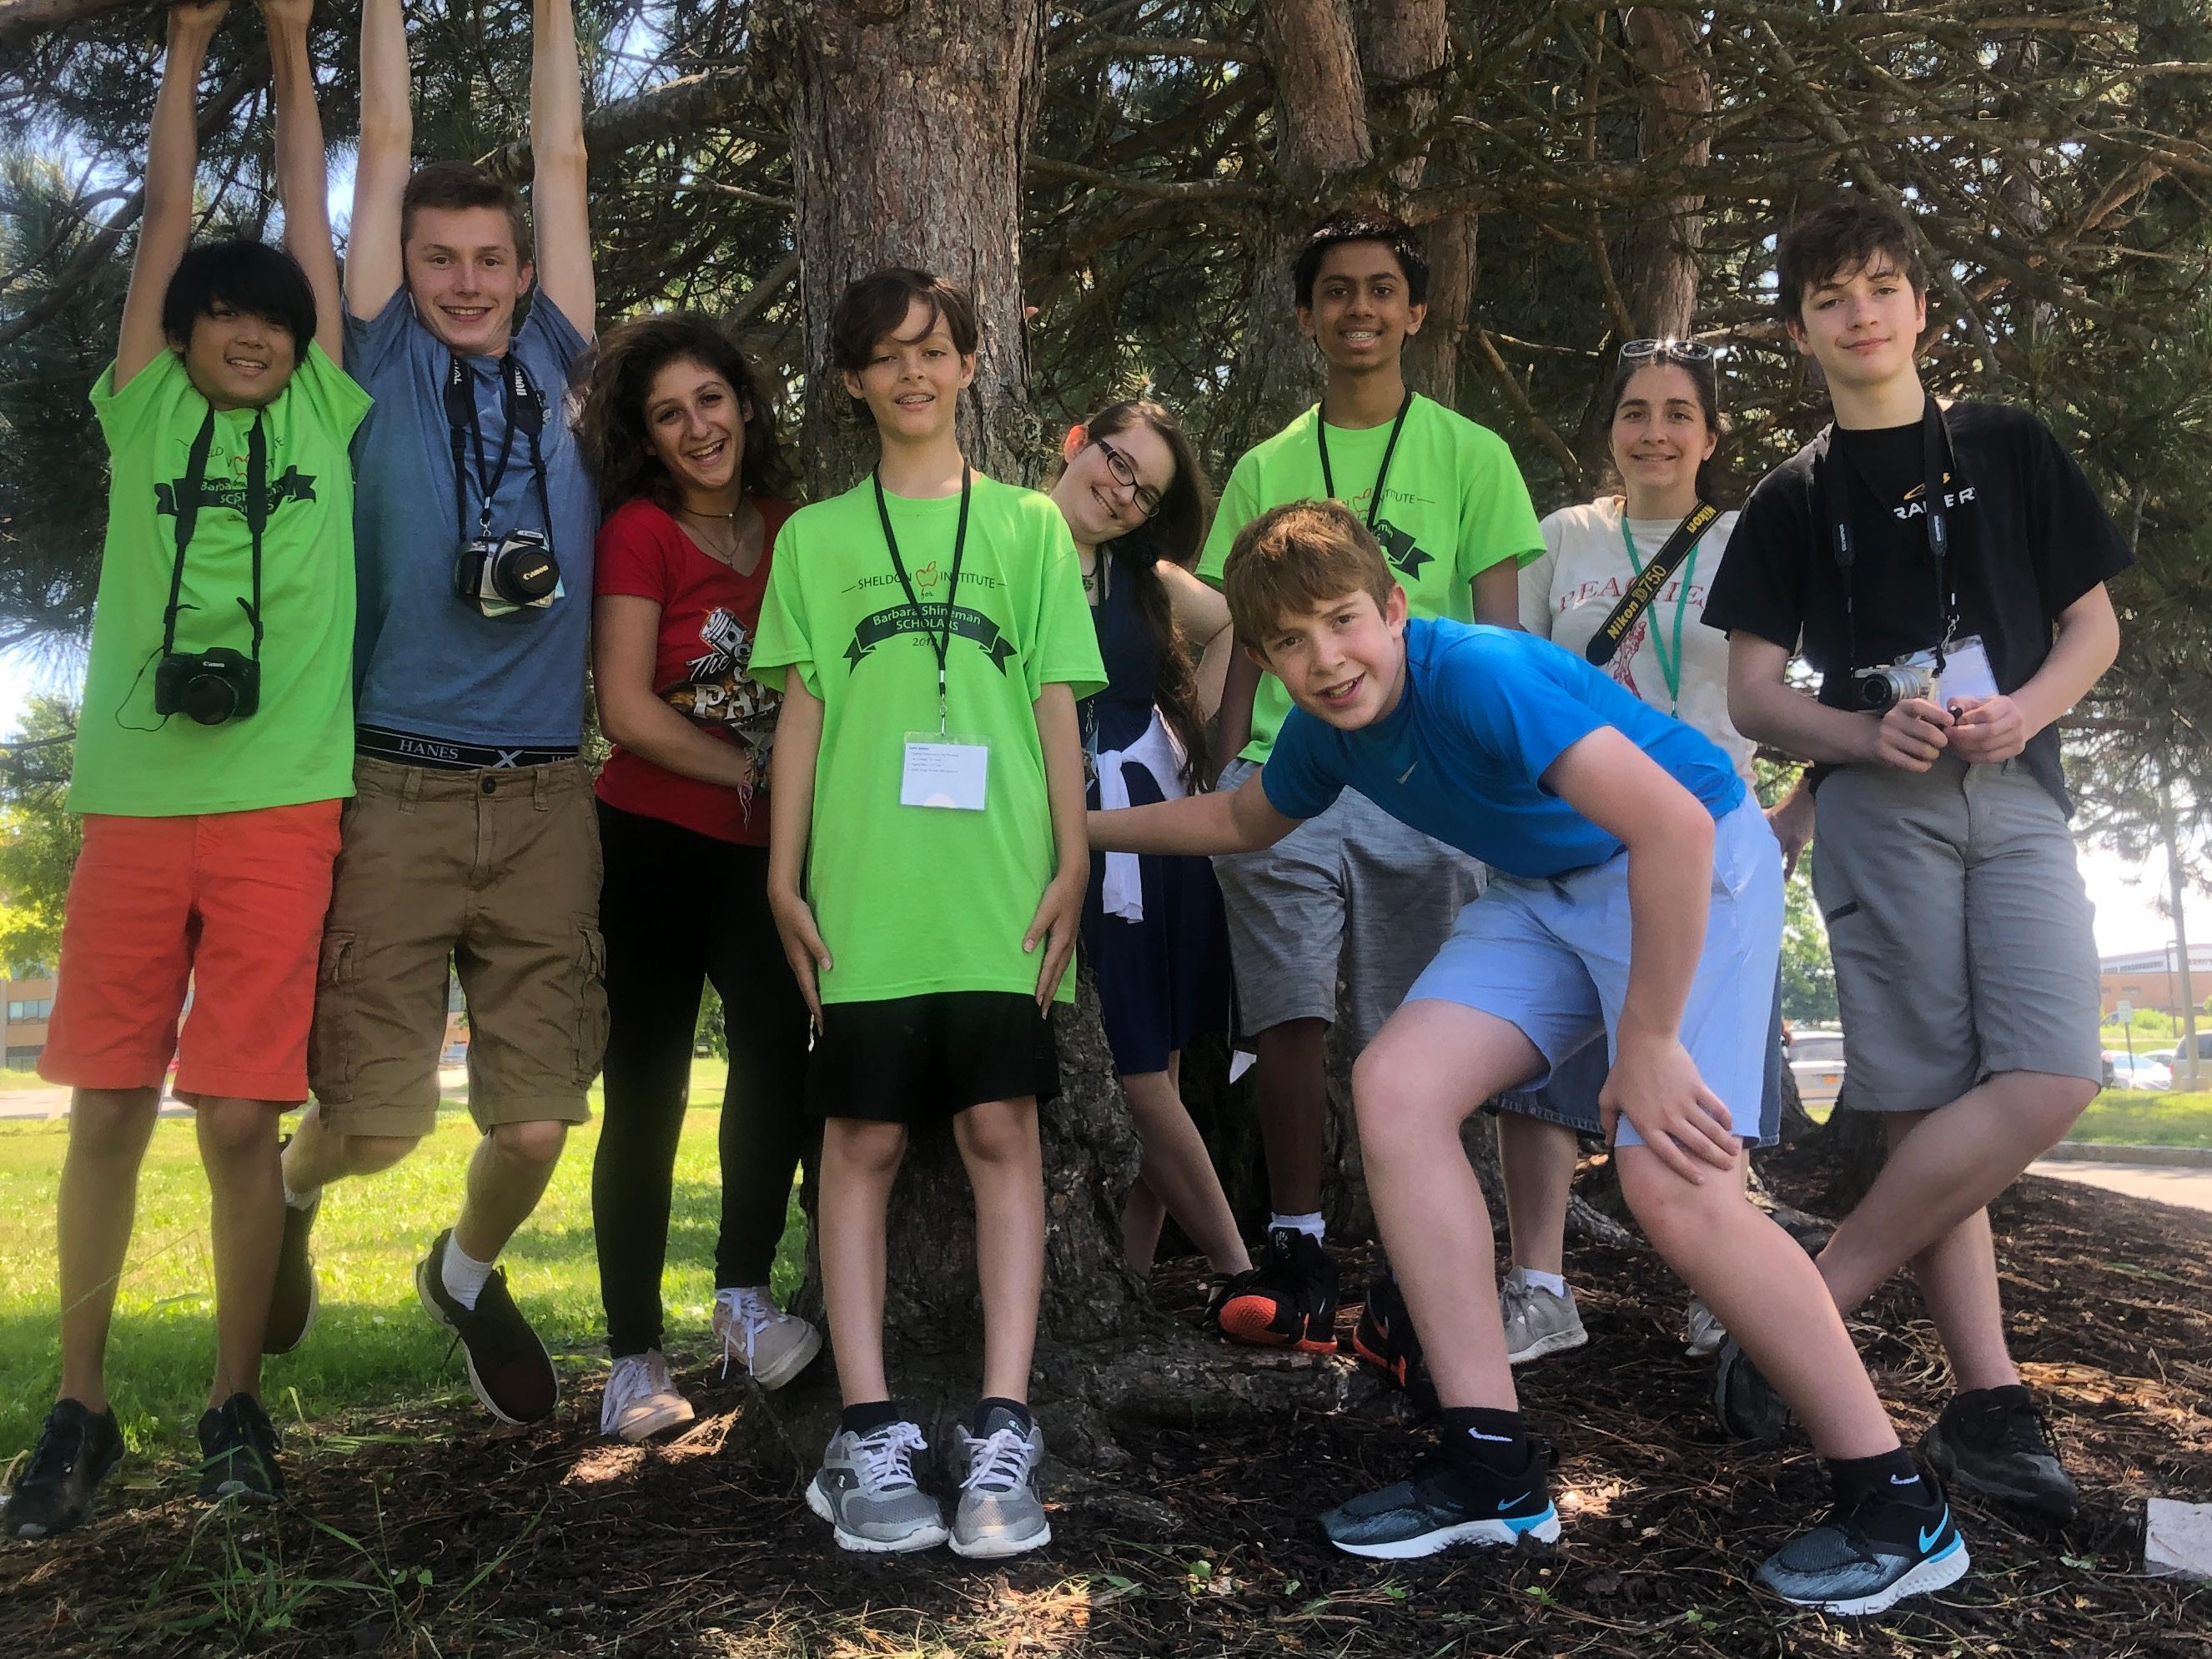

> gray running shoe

[
  {"left": 1501, "top": 1271, "right": 1587, "bottom": 1365},
  {"left": 1756, "top": 1468, "right": 1969, "bottom": 1615},
  {"left": 1683, "top": 1295, "right": 1727, "bottom": 1358},
  {"left": 807, "top": 1420, "right": 948, "bottom": 1553},
  {"left": 948, "top": 1405, "right": 1051, "bottom": 1558}
]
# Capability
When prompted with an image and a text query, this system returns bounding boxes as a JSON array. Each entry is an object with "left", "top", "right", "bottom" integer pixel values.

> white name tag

[
  {"left": 1935, "top": 635, "right": 1999, "bottom": 706},
  {"left": 902, "top": 733, "right": 990, "bottom": 811}
]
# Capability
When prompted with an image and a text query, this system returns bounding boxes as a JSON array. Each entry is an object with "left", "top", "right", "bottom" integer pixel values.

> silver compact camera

[
  {"left": 1852, "top": 660, "right": 1938, "bottom": 713},
  {"left": 455, "top": 529, "right": 560, "bottom": 615}
]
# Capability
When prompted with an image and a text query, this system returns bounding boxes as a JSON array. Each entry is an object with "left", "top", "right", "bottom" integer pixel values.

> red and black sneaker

[
  {"left": 1211, "top": 1227, "right": 1339, "bottom": 1353},
  {"left": 1351, "top": 1267, "right": 1438, "bottom": 1415}
]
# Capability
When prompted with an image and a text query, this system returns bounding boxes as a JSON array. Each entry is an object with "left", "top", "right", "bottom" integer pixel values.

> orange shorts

[{"left": 40, "top": 802, "right": 343, "bottom": 1103}]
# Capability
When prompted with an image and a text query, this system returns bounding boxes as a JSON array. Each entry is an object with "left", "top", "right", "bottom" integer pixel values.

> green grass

[
  {"left": 0, "top": 1059, "right": 807, "bottom": 1471},
  {"left": 2067, "top": 1088, "right": 2212, "bottom": 1148},
  {"left": 0, "top": 1067, "right": 52, "bottom": 1092}
]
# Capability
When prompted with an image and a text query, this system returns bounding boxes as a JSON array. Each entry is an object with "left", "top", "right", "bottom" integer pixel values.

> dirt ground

[{"left": 4, "top": 1133, "right": 2208, "bottom": 1657}]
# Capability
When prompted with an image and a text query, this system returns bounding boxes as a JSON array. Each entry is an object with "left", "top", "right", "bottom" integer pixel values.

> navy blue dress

[{"left": 1078, "top": 550, "right": 1233, "bottom": 1074}]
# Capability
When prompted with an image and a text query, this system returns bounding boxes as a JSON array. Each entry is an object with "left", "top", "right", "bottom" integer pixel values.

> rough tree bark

[{"left": 1620, "top": 7, "right": 1712, "bottom": 339}]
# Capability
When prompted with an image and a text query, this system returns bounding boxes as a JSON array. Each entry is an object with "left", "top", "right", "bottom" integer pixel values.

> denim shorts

[{"left": 1404, "top": 797, "right": 1782, "bottom": 1149}]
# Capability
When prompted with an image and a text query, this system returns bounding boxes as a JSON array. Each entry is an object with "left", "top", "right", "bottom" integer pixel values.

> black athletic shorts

[{"left": 805, "top": 991, "right": 1060, "bottom": 1124}]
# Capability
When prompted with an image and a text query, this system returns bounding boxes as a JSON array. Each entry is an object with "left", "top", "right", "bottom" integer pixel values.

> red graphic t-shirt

[{"left": 593, "top": 493, "right": 796, "bottom": 844}]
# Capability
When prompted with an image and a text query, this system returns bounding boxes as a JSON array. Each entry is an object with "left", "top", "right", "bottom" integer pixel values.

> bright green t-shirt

[
  {"left": 73, "top": 345, "right": 371, "bottom": 816},
  {"left": 750, "top": 474, "right": 1106, "bottom": 1005},
  {"left": 1199, "top": 393, "right": 1545, "bottom": 762}
]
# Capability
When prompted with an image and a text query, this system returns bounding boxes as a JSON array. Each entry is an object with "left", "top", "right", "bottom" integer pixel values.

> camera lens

[{"left": 181, "top": 671, "right": 239, "bottom": 726}]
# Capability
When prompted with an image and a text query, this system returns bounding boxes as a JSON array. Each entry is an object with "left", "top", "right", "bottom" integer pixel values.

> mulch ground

[{"left": 5, "top": 1134, "right": 2209, "bottom": 1657}]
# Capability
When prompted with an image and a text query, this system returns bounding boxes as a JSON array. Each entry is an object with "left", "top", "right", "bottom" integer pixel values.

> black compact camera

[
  {"left": 1852, "top": 660, "right": 1937, "bottom": 713},
  {"left": 455, "top": 529, "right": 560, "bottom": 615},
  {"left": 155, "top": 646, "right": 259, "bottom": 725}
]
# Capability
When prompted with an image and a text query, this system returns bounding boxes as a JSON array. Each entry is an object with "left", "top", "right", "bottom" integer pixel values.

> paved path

[{"left": 2031, "top": 1159, "right": 2212, "bottom": 1215}]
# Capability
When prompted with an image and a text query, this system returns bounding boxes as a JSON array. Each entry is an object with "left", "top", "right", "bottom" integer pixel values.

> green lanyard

[{"left": 1620, "top": 519, "right": 1702, "bottom": 715}]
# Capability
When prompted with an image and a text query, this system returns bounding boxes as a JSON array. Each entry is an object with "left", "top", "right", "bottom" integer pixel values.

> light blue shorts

[{"left": 1403, "top": 797, "right": 1783, "bottom": 1149}]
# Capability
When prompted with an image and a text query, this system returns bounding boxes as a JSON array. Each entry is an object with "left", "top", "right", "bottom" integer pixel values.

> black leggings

[{"left": 591, "top": 801, "right": 814, "bottom": 1359}]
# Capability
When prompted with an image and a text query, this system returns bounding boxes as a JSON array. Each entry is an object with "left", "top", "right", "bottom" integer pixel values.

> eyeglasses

[
  {"left": 1621, "top": 337, "right": 1717, "bottom": 364},
  {"left": 1093, "top": 435, "right": 1163, "bottom": 519}
]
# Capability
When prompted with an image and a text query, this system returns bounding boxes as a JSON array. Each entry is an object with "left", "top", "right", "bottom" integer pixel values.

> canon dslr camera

[
  {"left": 455, "top": 529, "right": 560, "bottom": 615},
  {"left": 155, "top": 646, "right": 259, "bottom": 725},
  {"left": 1852, "top": 659, "right": 1938, "bottom": 714}
]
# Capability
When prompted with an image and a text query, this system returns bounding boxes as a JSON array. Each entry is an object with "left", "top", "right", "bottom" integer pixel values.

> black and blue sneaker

[
  {"left": 1320, "top": 1441, "right": 1559, "bottom": 1560},
  {"left": 1756, "top": 1465, "right": 1970, "bottom": 1616}
]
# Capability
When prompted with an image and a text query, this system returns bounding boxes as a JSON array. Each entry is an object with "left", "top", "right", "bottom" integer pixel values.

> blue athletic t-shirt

[
  {"left": 345, "top": 290, "right": 598, "bottom": 747},
  {"left": 1261, "top": 619, "right": 1745, "bottom": 879}
]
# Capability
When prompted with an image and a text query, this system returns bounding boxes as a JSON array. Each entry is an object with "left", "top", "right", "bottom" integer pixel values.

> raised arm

[
  {"left": 529, "top": 0, "right": 595, "bottom": 335},
  {"left": 260, "top": 0, "right": 339, "bottom": 359},
  {"left": 118, "top": 1, "right": 230, "bottom": 389},
  {"left": 1161, "top": 561, "right": 1234, "bottom": 717},
  {"left": 345, "top": 0, "right": 410, "bottom": 319}
]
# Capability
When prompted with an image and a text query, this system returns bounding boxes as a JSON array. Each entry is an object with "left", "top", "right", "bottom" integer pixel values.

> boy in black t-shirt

[{"left": 1703, "top": 199, "right": 2129, "bottom": 1519}]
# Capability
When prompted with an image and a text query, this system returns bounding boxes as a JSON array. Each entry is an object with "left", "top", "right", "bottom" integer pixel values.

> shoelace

[
  {"left": 717, "top": 1288, "right": 777, "bottom": 1380},
  {"left": 1961, "top": 1395, "right": 2060, "bottom": 1459},
  {"left": 852, "top": 1420, "right": 929, "bottom": 1491},
  {"left": 22, "top": 1416, "right": 83, "bottom": 1486},
  {"left": 960, "top": 1425, "right": 1033, "bottom": 1494},
  {"left": 1498, "top": 1277, "right": 1536, "bottom": 1335},
  {"left": 607, "top": 1353, "right": 676, "bottom": 1418}
]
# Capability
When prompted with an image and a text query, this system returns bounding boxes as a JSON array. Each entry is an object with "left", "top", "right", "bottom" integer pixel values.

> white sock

[
  {"left": 283, "top": 1178, "right": 321, "bottom": 1212},
  {"left": 441, "top": 1236, "right": 495, "bottom": 1311},
  {"left": 1269, "top": 1211, "right": 1325, "bottom": 1242},
  {"left": 1510, "top": 1266, "right": 1569, "bottom": 1299}
]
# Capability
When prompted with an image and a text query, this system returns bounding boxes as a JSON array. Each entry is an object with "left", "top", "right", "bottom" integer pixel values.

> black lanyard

[
  {"left": 1315, "top": 389, "right": 1413, "bottom": 528},
  {"left": 444, "top": 351, "right": 556, "bottom": 557},
  {"left": 163, "top": 405, "right": 268, "bottom": 661},
  {"left": 1821, "top": 396, "right": 1963, "bottom": 677},
  {"left": 872, "top": 463, "right": 971, "bottom": 731},
  {"left": 1585, "top": 500, "right": 1719, "bottom": 667}
]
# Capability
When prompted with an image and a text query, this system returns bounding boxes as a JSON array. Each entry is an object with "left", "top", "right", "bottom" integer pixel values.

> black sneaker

[
  {"left": 1756, "top": 1465, "right": 1970, "bottom": 1614},
  {"left": 1711, "top": 1336, "right": 1794, "bottom": 1442},
  {"left": 196, "top": 1393, "right": 283, "bottom": 1505},
  {"left": 1921, "top": 1385, "right": 2079, "bottom": 1520},
  {"left": 1350, "top": 1269, "right": 1437, "bottom": 1414},
  {"left": 1320, "top": 1440, "right": 1560, "bottom": 1560},
  {"left": 1213, "top": 1227, "right": 1339, "bottom": 1353},
  {"left": 264, "top": 1187, "right": 320, "bottom": 1355},
  {"left": 415, "top": 1229, "right": 559, "bottom": 1425},
  {"left": 1, "top": 1400, "right": 123, "bottom": 1539}
]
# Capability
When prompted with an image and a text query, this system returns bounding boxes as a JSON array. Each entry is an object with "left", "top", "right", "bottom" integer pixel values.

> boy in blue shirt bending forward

[{"left": 1089, "top": 500, "right": 1965, "bottom": 1616}]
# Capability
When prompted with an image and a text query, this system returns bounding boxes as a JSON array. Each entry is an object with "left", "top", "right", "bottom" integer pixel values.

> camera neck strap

[
  {"left": 162, "top": 404, "right": 268, "bottom": 661},
  {"left": 445, "top": 350, "right": 556, "bottom": 561},
  {"left": 1584, "top": 499, "right": 1718, "bottom": 669},
  {"left": 1315, "top": 388, "right": 1413, "bottom": 530},
  {"left": 1820, "top": 395, "right": 1963, "bottom": 679}
]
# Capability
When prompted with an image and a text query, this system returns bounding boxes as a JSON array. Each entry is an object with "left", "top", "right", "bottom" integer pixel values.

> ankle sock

[
  {"left": 282, "top": 1178, "right": 321, "bottom": 1212},
  {"left": 440, "top": 1235, "right": 495, "bottom": 1311},
  {"left": 1510, "top": 1266, "right": 1568, "bottom": 1298},
  {"left": 840, "top": 1399, "right": 903, "bottom": 1437},
  {"left": 1954, "top": 1382, "right": 2031, "bottom": 1410},
  {"left": 969, "top": 1396, "right": 1033, "bottom": 1435},
  {"left": 1827, "top": 1445, "right": 1930, "bottom": 1508},
  {"left": 1269, "top": 1211, "right": 1325, "bottom": 1242},
  {"left": 1438, "top": 1405, "right": 1531, "bottom": 1470}
]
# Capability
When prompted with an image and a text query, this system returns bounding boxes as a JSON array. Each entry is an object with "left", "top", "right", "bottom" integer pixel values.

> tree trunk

[
  {"left": 765, "top": 0, "right": 1148, "bottom": 1361},
  {"left": 1620, "top": 8, "right": 1712, "bottom": 339}
]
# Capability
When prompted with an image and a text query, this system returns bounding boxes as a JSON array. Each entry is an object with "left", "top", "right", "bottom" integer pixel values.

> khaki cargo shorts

[{"left": 308, "top": 757, "right": 607, "bottom": 1138}]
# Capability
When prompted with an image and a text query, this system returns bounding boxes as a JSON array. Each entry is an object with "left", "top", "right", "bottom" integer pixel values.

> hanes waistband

[{"left": 355, "top": 724, "right": 580, "bottom": 772}]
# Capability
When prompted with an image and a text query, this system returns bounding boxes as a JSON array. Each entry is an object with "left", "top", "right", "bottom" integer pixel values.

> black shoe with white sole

[
  {"left": 1, "top": 1400, "right": 123, "bottom": 1540},
  {"left": 415, "top": 1229, "right": 559, "bottom": 1425},
  {"left": 196, "top": 1393, "right": 283, "bottom": 1506},
  {"left": 1320, "top": 1440, "right": 1559, "bottom": 1560}
]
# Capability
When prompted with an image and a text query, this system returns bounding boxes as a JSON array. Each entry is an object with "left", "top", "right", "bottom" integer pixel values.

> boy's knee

[
  {"left": 340, "top": 1132, "right": 421, "bottom": 1174},
  {"left": 827, "top": 1118, "right": 907, "bottom": 1177},
  {"left": 1618, "top": 1149, "right": 1734, "bottom": 1254},
  {"left": 487, "top": 1118, "right": 568, "bottom": 1170},
  {"left": 195, "top": 1099, "right": 278, "bottom": 1158},
  {"left": 2014, "top": 1072, "right": 2098, "bottom": 1141},
  {"left": 70, "top": 1090, "right": 161, "bottom": 1146},
  {"left": 953, "top": 1101, "right": 1038, "bottom": 1165},
  {"left": 1350, "top": 1046, "right": 1425, "bottom": 1147}
]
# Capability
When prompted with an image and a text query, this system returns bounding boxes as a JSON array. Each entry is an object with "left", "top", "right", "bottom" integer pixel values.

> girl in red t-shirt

[{"left": 575, "top": 314, "right": 818, "bottom": 1439}]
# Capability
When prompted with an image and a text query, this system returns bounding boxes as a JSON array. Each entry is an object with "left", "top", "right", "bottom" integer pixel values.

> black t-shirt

[{"left": 1704, "top": 399, "right": 2132, "bottom": 814}]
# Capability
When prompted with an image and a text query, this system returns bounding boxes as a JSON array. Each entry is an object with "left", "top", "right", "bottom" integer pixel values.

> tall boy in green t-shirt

[
  {"left": 1199, "top": 210, "right": 1542, "bottom": 1354},
  {"left": 752, "top": 269, "right": 1104, "bottom": 1559},
  {"left": 3, "top": 0, "right": 369, "bottom": 1541}
]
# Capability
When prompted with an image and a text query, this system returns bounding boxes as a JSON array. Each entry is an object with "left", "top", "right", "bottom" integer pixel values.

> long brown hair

[
  {"left": 1083, "top": 399, "right": 1214, "bottom": 791},
  {"left": 575, "top": 312, "right": 795, "bottom": 511}
]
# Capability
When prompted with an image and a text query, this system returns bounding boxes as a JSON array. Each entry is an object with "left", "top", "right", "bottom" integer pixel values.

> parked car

[
  {"left": 1787, "top": 1028, "right": 1848, "bottom": 1109},
  {"left": 2101, "top": 1050, "right": 2171, "bottom": 1091}
]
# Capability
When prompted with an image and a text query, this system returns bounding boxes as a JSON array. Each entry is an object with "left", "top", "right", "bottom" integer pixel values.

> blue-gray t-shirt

[
  {"left": 345, "top": 290, "right": 599, "bottom": 747},
  {"left": 1262, "top": 618, "right": 1746, "bottom": 879}
]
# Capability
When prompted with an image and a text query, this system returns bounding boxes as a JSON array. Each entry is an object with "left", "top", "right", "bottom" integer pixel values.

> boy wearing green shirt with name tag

[
  {"left": 1199, "top": 209, "right": 1542, "bottom": 1355},
  {"left": 752, "top": 269, "right": 1103, "bottom": 1560}
]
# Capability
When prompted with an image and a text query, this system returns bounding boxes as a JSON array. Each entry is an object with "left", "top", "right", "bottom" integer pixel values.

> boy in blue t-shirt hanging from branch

[{"left": 1090, "top": 500, "right": 1968, "bottom": 1616}]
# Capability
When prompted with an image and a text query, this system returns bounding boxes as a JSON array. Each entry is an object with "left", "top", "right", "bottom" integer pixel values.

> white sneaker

[
  {"left": 1683, "top": 1295, "right": 1727, "bottom": 1358},
  {"left": 713, "top": 1286, "right": 822, "bottom": 1390},
  {"left": 600, "top": 1350, "right": 696, "bottom": 1442},
  {"left": 1500, "top": 1269, "right": 1588, "bottom": 1365}
]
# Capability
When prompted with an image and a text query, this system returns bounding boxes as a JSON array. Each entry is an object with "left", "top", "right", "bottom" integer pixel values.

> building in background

[
  {"left": 3, "top": 969, "right": 54, "bottom": 1071},
  {"left": 2100, "top": 943, "right": 2212, "bottom": 1019}
]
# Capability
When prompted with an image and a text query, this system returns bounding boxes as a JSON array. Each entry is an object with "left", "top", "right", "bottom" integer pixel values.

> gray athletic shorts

[
  {"left": 1211, "top": 758, "right": 1485, "bottom": 1049},
  {"left": 1811, "top": 755, "right": 2101, "bottom": 1113}
]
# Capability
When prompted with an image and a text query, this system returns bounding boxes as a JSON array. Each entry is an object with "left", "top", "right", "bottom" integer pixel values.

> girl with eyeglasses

[
  {"left": 1046, "top": 402, "right": 1252, "bottom": 1289},
  {"left": 1499, "top": 339, "right": 1811, "bottom": 1367}
]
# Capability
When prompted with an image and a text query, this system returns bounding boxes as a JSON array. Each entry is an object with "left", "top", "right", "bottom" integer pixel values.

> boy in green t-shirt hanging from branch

[
  {"left": 3, "top": 0, "right": 370, "bottom": 1541},
  {"left": 752, "top": 269, "right": 1105, "bottom": 1559}
]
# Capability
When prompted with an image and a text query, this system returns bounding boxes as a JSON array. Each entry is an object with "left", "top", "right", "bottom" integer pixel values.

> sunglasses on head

[{"left": 1621, "top": 337, "right": 1717, "bottom": 364}]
